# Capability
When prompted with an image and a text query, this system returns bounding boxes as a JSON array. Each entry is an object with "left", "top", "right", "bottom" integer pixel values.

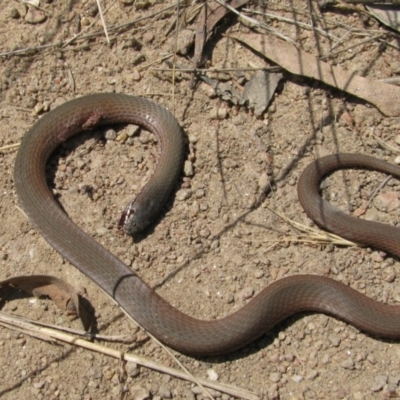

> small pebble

[
  {"left": 384, "top": 266, "right": 396, "bottom": 282},
  {"left": 235, "top": 287, "right": 254, "bottom": 302},
  {"left": 370, "top": 251, "right": 384, "bottom": 263},
  {"left": 254, "top": 269, "right": 264, "bottom": 278},
  {"left": 33, "top": 381, "right": 45, "bottom": 389},
  {"left": 374, "top": 192, "right": 400, "bottom": 212},
  {"left": 170, "top": 29, "right": 194, "bottom": 55},
  {"left": 269, "top": 372, "right": 281, "bottom": 383},
  {"left": 129, "top": 69, "right": 141, "bottom": 82},
  {"left": 258, "top": 172, "right": 270, "bottom": 192},
  {"left": 130, "top": 385, "right": 150, "bottom": 400},
  {"left": 116, "top": 131, "right": 128, "bottom": 142},
  {"left": 223, "top": 158, "right": 237, "bottom": 169},
  {"left": 34, "top": 103, "right": 44, "bottom": 114},
  {"left": 157, "top": 384, "right": 171, "bottom": 398},
  {"left": 367, "top": 353, "right": 377, "bottom": 365},
  {"left": 126, "top": 362, "right": 140, "bottom": 377},
  {"left": 291, "top": 375, "right": 303, "bottom": 383},
  {"left": 188, "top": 133, "right": 198, "bottom": 143},
  {"left": 96, "top": 227, "right": 109, "bottom": 236},
  {"left": 341, "top": 357, "right": 355, "bottom": 370},
  {"left": 10, "top": 8, "right": 20, "bottom": 18},
  {"left": 175, "top": 189, "right": 192, "bottom": 201},
  {"left": 184, "top": 160, "right": 194, "bottom": 176},
  {"left": 210, "top": 239, "right": 219, "bottom": 250},
  {"left": 192, "top": 268, "right": 201, "bottom": 278},
  {"left": 25, "top": 7, "right": 46, "bottom": 24},
  {"left": 328, "top": 334, "right": 341, "bottom": 347},
  {"left": 126, "top": 124, "right": 140, "bottom": 137},
  {"left": 206, "top": 369, "right": 219, "bottom": 381},
  {"left": 195, "top": 189, "right": 205, "bottom": 198},
  {"left": 105, "top": 129, "right": 117, "bottom": 140},
  {"left": 89, "top": 366, "right": 103, "bottom": 379},
  {"left": 191, "top": 202, "right": 200, "bottom": 215},
  {"left": 210, "top": 107, "right": 227, "bottom": 119},
  {"left": 371, "top": 375, "right": 387, "bottom": 392},
  {"left": 306, "top": 370, "right": 319, "bottom": 381}
]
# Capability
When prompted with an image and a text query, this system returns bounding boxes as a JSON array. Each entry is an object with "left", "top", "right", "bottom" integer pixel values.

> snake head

[{"left": 118, "top": 202, "right": 148, "bottom": 236}]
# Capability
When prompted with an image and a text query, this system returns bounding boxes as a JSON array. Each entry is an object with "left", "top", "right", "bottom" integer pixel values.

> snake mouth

[{"left": 118, "top": 207, "right": 132, "bottom": 231}]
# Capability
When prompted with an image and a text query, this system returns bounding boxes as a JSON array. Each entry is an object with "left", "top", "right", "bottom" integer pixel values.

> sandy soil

[{"left": 1, "top": 1, "right": 400, "bottom": 399}]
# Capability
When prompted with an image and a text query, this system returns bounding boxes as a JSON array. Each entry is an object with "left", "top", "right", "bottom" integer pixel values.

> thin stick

[
  {"left": 0, "top": 311, "right": 260, "bottom": 400},
  {"left": 321, "top": 33, "right": 387, "bottom": 60},
  {"left": 95, "top": 0, "right": 111, "bottom": 44},
  {"left": 0, "top": 1, "right": 187, "bottom": 58},
  {"left": 0, "top": 143, "right": 20, "bottom": 151},
  {"left": 151, "top": 66, "right": 280, "bottom": 73},
  {"left": 244, "top": 9, "right": 339, "bottom": 41},
  {"left": 214, "top": 0, "right": 296, "bottom": 44},
  {"left": 370, "top": 131, "right": 400, "bottom": 155}
]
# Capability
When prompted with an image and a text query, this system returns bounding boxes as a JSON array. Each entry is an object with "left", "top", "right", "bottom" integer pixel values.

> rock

[
  {"left": 25, "top": 7, "right": 46, "bottom": 24},
  {"left": 169, "top": 29, "right": 194, "bottom": 55},
  {"left": 235, "top": 287, "right": 254, "bottom": 302},
  {"left": 157, "top": 384, "right": 171, "bottom": 398},
  {"left": 175, "top": 189, "right": 192, "bottom": 201},
  {"left": 130, "top": 385, "right": 150, "bottom": 400},
  {"left": 328, "top": 334, "right": 341, "bottom": 347},
  {"left": 126, "top": 362, "right": 140, "bottom": 377},
  {"left": 223, "top": 158, "right": 237, "bottom": 169},
  {"left": 206, "top": 369, "right": 219, "bottom": 381},
  {"left": 292, "top": 375, "right": 303, "bottom": 383},
  {"left": 258, "top": 171, "right": 270, "bottom": 192},
  {"left": 341, "top": 357, "right": 355, "bottom": 370},
  {"left": 184, "top": 160, "right": 194, "bottom": 176},
  {"left": 371, "top": 375, "right": 387, "bottom": 392},
  {"left": 105, "top": 129, "right": 117, "bottom": 140},
  {"left": 269, "top": 372, "right": 281, "bottom": 383},
  {"left": 116, "top": 131, "right": 128, "bottom": 142},
  {"left": 374, "top": 192, "right": 400, "bottom": 212}
]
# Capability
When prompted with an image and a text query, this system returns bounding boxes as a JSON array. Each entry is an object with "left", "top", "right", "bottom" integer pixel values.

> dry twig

[{"left": 0, "top": 311, "right": 260, "bottom": 400}]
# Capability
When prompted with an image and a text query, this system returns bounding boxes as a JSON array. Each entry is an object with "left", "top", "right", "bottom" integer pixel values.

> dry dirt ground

[{"left": 1, "top": 1, "right": 400, "bottom": 399}]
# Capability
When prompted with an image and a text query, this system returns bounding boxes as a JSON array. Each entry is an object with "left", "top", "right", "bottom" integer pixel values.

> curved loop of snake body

[{"left": 14, "top": 93, "right": 400, "bottom": 356}]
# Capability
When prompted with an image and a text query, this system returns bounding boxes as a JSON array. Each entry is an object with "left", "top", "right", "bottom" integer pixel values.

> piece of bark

[
  {"left": 0, "top": 275, "right": 94, "bottom": 331},
  {"left": 193, "top": 0, "right": 249, "bottom": 68}
]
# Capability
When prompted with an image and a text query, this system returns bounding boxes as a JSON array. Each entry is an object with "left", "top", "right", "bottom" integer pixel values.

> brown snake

[{"left": 14, "top": 93, "right": 400, "bottom": 356}]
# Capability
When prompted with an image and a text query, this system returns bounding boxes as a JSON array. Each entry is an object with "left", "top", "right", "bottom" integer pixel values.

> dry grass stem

[
  {"left": 0, "top": 143, "right": 20, "bottom": 151},
  {"left": 321, "top": 33, "right": 387, "bottom": 60},
  {"left": 371, "top": 132, "right": 400, "bottom": 155},
  {"left": 151, "top": 66, "right": 280, "bottom": 73},
  {"left": 244, "top": 8, "right": 339, "bottom": 41},
  {"left": 214, "top": 0, "right": 296, "bottom": 44},
  {"left": 95, "top": 0, "right": 110, "bottom": 44},
  {"left": 0, "top": 311, "right": 260, "bottom": 400},
  {"left": 0, "top": 2, "right": 185, "bottom": 58},
  {"left": 266, "top": 206, "right": 357, "bottom": 247},
  {"left": 138, "top": 53, "right": 174, "bottom": 71}
]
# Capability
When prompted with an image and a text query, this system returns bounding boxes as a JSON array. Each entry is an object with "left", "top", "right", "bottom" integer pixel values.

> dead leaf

[
  {"left": 193, "top": 0, "right": 249, "bottom": 68},
  {"left": 367, "top": 5, "right": 400, "bottom": 32},
  {"left": 230, "top": 33, "right": 400, "bottom": 117},
  {"left": 240, "top": 71, "right": 283, "bottom": 115},
  {"left": 0, "top": 275, "right": 94, "bottom": 331}
]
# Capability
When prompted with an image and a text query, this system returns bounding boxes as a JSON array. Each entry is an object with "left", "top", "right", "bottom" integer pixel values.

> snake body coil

[{"left": 14, "top": 94, "right": 400, "bottom": 355}]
